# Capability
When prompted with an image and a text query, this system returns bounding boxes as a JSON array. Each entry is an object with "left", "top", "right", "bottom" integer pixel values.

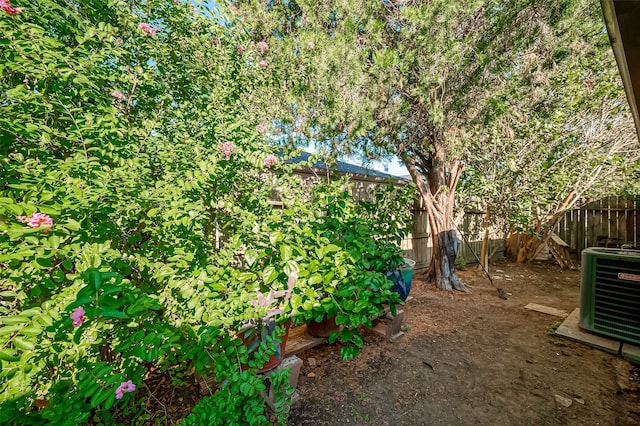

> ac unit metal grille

[{"left": 593, "top": 257, "right": 640, "bottom": 343}]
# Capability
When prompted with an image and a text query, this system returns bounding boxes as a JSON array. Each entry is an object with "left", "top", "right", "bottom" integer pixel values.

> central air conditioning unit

[{"left": 580, "top": 247, "right": 640, "bottom": 345}]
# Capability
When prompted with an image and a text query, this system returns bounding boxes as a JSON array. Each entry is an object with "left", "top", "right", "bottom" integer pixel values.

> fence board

[{"left": 554, "top": 197, "right": 640, "bottom": 251}]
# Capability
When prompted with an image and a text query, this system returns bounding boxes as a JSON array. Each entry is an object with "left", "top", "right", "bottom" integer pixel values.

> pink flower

[
  {"left": 307, "top": 41, "right": 315, "bottom": 50},
  {"left": 19, "top": 212, "right": 53, "bottom": 230},
  {"left": 1, "top": 0, "right": 22, "bottom": 15},
  {"left": 237, "top": 45, "right": 244, "bottom": 55},
  {"left": 139, "top": 23, "right": 157, "bottom": 37},
  {"left": 70, "top": 307, "right": 85, "bottom": 327},
  {"left": 115, "top": 380, "right": 136, "bottom": 400},
  {"left": 174, "top": 0, "right": 180, "bottom": 4},
  {"left": 27, "top": 212, "right": 53, "bottom": 228},
  {"left": 218, "top": 141, "right": 233, "bottom": 160},
  {"left": 256, "top": 124, "right": 268, "bottom": 135},
  {"left": 111, "top": 90, "right": 126, "bottom": 100},
  {"left": 264, "top": 154, "right": 277, "bottom": 168},
  {"left": 299, "top": 64, "right": 306, "bottom": 71},
  {"left": 258, "top": 60, "right": 267, "bottom": 67},
  {"left": 256, "top": 41, "right": 269, "bottom": 55}
]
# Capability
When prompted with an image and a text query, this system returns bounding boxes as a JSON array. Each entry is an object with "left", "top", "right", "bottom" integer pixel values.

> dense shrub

[{"left": 0, "top": 1, "right": 413, "bottom": 424}]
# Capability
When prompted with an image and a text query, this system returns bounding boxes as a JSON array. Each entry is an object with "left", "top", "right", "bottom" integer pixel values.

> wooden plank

[
  {"left": 550, "top": 233, "right": 569, "bottom": 247},
  {"left": 577, "top": 208, "right": 586, "bottom": 252},
  {"left": 609, "top": 197, "right": 618, "bottom": 240},
  {"left": 284, "top": 325, "right": 326, "bottom": 357},
  {"left": 524, "top": 303, "right": 569, "bottom": 318}
]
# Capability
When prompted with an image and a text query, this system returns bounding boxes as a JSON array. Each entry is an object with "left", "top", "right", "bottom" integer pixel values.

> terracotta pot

[
  {"left": 240, "top": 320, "right": 291, "bottom": 373},
  {"left": 306, "top": 314, "right": 340, "bottom": 337}
]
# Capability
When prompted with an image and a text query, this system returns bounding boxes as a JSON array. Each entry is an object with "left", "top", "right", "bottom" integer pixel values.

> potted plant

[{"left": 235, "top": 271, "right": 297, "bottom": 373}]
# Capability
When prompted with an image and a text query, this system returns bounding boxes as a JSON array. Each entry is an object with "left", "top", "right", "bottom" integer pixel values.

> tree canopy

[{"left": 232, "top": 0, "right": 639, "bottom": 278}]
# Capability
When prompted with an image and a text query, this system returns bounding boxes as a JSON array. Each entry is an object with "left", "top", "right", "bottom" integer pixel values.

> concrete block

[
  {"left": 371, "top": 309, "right": 404, "bottom": 341},
  {"left": 555, "top": 308, "right": 620, "bottom": 354},
  {"left": 621, "top": 343, "right": 640, "bottom": 364},
  {"left": 260, "top": 355, "right": 303, "bottom": 412}
]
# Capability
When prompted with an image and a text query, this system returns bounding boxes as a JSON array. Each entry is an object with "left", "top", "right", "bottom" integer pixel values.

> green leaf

[
  {"left": 0, "top": 349, "right": 20, "bottom": 362},
  {"left": 104, "top": 393, "right": 116, "bottom": 410},
  {"left": 64, "top": 219, "right": 81, "bottom": 231},
  {"left": 0, "top": 325, "right": 22, "bottom": 336},
  {"left": 13, "top": 336, "right": 35, "bottom": 351},
  {"left": 262, "top": 266, "right": 277, "bottom": 284},
  {"left": 20, "top": 326, "right": 43, "bottom": 336},
  {"left": 99, "top": 308, "right": 128, "bottom": 319},
  {"left": 283, "top": 260, "right": 299, "bottom": 276},
  {"left": 269, "top": 231, "right": 284, "bottom": 245},
  {"left": 239, "top": 382, "right": 253, "bottom": 396},
  {"left": 90, "top": 388, "right": 112, "bottom": 408},
  {"left": 0, "top": 316, "right": 30, "bottom": 326}
]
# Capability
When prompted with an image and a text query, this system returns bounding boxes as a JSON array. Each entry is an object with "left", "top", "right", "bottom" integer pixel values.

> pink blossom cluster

[
  {"left": 256, "top": 124, "right": 268, "bottom": 135},
  {"left": 111, "top": 90, "right": 126, "bottom": 100},
  {"left": 258, "top": 60, "right": 268, "bottom": 68},
  {"left": 307, "top": 41, "right": 315, "bottom": 50},
  {"left": 218, "top": 141, "right": 233, "bottom": 160},
  {"left": 17, "top": 212, "right": 53, "bottom": 229},
  {"left": 139, "top": 23, "right": 157, "bottom": 37},
  {"left": 115, "top": 380, "right": 136, "bottom": 399},
  {"left": 264, "top": 154, "right": 277, "bottom": 168},
  {"left": 256, "top": 41, "right": 269, "bottom": 55},
  {"left": 237, "top": 45, "right": 244, "bottom": 55},
  {"left": 1, "top": 0, "right": 21, "bottom": 15},
  {"left": 70, "top": 307, "right": 85, "bottom": 327}
]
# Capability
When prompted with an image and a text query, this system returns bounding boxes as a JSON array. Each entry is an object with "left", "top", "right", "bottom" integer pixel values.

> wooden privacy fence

[
  {"left": 404, "top": 196, "right": 640, "bottom": 270},
  {"left": 554, "top": 196, "right": 640, "bottom": 252},
  {"left": 272, "top": 162, "right": 640, "bottom": 269}
]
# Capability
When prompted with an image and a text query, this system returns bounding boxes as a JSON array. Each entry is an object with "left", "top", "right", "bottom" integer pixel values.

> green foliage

[
  {"left": 269, "top": 367, "right": 295, "bottom": 426},
  {"left": 457, "top": 0, "right": 639, "bottom": 233},
  {"left": 182, "top": 370, "right": 269, "bottom": 426},
  {"left": 233, "top": 0, "right": 640, "bottom": 278},
  {"left": 0, "top": 1, "right": 412, "bottom": 423}
]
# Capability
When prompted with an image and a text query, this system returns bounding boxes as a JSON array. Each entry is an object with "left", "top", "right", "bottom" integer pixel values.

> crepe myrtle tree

[
  {"left": 0, "top": 1, "right": 299, "bottom": 424},
  {"left": 1, "top": 2, "right": 408, "bottom": 424}
]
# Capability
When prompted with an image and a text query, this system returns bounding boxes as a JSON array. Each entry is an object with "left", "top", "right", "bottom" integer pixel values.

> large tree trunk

[
  {"left": 426, "top": 209, "right": 466, "bottom": 291},
  {"left": 403, "top": 142, "right": 466, "bottom": 291}
]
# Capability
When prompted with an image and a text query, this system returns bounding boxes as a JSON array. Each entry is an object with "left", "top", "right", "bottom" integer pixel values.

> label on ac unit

[{"left": 618, "top": 272, "right": 640, "bottom": 282}]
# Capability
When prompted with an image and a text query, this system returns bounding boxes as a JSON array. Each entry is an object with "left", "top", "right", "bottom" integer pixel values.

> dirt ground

[
  {"left": 136, "top": 261, "right": 640, "bottom": 425},
  {"left": 287, "top": 261, "right": 640, "bottom": 426}
]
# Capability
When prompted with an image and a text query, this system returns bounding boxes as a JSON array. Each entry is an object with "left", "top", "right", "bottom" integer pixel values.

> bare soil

[
  {"left": 288, "top": 262, "right": 640, "bottom": 426},
  {"left": 136, "top": 261, "right": 639, "bottom": 425}
]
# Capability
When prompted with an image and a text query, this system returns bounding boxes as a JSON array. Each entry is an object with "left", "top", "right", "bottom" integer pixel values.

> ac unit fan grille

[{"left": 593, "top": 258, "right": 640, "bottom": 343}]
